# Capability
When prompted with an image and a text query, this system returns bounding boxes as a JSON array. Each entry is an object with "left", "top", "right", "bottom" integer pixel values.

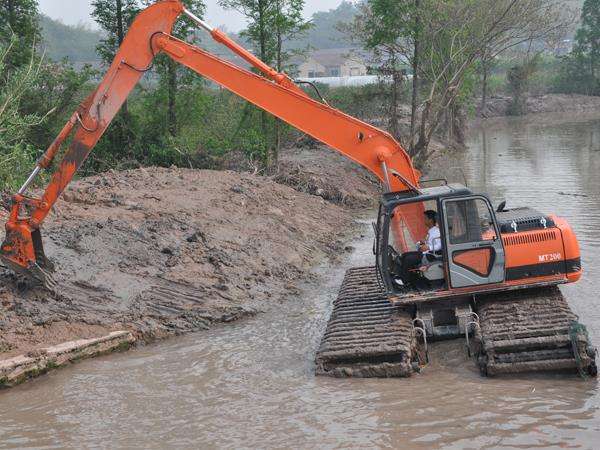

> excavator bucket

[{"left": 1, "top": 226, "right": 56, "bottom": 288}]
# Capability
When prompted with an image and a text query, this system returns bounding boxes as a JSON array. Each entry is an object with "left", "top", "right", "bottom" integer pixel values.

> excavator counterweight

[{"left": 0, "top": 0, "right": 595, "bottom": 378}]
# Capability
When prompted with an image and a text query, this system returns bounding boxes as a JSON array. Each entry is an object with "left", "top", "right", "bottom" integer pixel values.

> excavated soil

[
  {"left": 0, "top": 166, "right": 362, "bottom": 359},
  {"left": 276, "top": 144, "right": 381, "bottom": 209},
  {"left": 479, "top": 93, "right": 600, "bottom": 118}
]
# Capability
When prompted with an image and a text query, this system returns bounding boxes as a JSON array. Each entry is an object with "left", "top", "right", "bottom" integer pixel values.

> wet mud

[
  {"left": 276, "top": 144, "right": 381, "bottom": 209},
  {"left": 0, "top": 167, "right": 362, "bottom": 358}
]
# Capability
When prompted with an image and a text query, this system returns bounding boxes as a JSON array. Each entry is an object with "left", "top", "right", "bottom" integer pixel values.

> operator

[
  {"left": 419, "top": 210, "right": 442, "bottom": 255},
  {"left": 400, "top": 210, "right": 442, "bottom": 284}
]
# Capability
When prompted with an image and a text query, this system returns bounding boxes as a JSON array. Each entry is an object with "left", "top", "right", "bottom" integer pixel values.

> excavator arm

[{"left": 0, "top": 0, "right": 423, "bottom": 283}]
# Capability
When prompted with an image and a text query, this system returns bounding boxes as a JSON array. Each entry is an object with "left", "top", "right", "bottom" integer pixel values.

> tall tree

[
  {"left": 0, "top": 0, "right": 40, "bottom": 71},
  {"left": 271, "top": 0, "right": 310, "bottom": 158},
  {"left": 354, "top": 0, "right": 570, "bottom": 167},
  {"left": 350, "top": 0, "right": 422, "bottom": 146},
  {"left": 410, "top": 0, "right": 420, "bottom": 150},
  {"left": 91, "top": 0, "right": 140, "bottom": 158},
  {"left": 556, "top": 0, "right": 600, "bottom": 96},
  {"left": 142, "top": 0, "right": 205, "bottom": 137},
  {"left": 219, "top": 0, "right": 310, "bottom": 168},
  {"left": 91, "top": 0, "right": 140, "bottom": 116},
  {"left": 575, "top": 0, "right": 600, "bottom": 82},
  {"left": 92, "top": 0, "right": 140, "bottom": 64},
  {"left": 478, "top": 46, "right": 494, "bottom": 111}
]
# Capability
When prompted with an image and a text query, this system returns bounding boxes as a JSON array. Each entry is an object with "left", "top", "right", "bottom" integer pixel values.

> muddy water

[{"left": 1, "top": 113, "right": 600, "bottom": 449}]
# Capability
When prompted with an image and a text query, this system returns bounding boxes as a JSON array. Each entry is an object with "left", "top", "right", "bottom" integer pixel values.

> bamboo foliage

[{"left": 0, "top": 36, "right": 47, "bottom": 189}]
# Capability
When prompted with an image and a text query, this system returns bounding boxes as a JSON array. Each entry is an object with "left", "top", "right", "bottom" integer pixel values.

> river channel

[{"left": 1, "top": 113, "right": 599, "bottom": 449}]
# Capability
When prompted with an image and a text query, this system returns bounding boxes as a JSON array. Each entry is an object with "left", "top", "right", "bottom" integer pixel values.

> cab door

[{"left": 442, "top": 196, "right": 505, "bottom": 288}]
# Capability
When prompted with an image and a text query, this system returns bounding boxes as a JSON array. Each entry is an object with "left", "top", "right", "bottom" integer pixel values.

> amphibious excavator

[{"left": 0, "top": 0, "right": 596, "bottom": 378}]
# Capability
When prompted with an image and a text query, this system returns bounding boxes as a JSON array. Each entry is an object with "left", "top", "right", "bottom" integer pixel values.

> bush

[
  {"left": 0, "top": 39, "right": 42, "bottom": 191},
  {"left": 315, "top": 83, "right": 390, "bottom": 122},
  {"left": 551, "top": 53, "right": 600, "bottom": 96},
  {"left": 85, "top": 82, "right": 276, "bottom": 173}
]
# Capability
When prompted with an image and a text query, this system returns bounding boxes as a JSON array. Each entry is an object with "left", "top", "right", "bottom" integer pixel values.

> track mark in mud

[{"left": 0, "top": 166, "right": 360, "bottom": 360}]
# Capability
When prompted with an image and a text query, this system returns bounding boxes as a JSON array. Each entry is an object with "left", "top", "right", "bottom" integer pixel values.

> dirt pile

[
  {"left": 0, "top": 167, "right": 358, "bottom": 358},
  {"left": 479, "top": 94, "right": 600, "bottom": 118},
  {"left": 276, "top": 145, "right": 381, "bottom": 209}
]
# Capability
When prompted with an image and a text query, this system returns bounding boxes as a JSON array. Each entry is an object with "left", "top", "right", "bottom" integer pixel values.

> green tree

[
  {"left": 578, "top": 0, "right": 600, "bottom": 77},
  {"left": 20, "top": 61, "right": 94, "bottom": 150},
  {"left": 553, "top": 0, "right": 599, "bottom": 95},
  {"left": 91, "top": 0, "right": 141, "bottom": 161},
  {"left": 91, "top": 0, "right": 140, "bottom": 119},
  {"left": 0, "top": 0, "right": 40, "bottom": 71},
  {"left": 575, "top": 0, "right": 600, "bottom": 87},
  {"left": 142, "top": 0, "right": 205, "bottom": 137},
  {"left": 354, "top": 0, "right": 569, "bottom": 166},
  {"left": 0, "top": 38, "right": 42, "bottom": 190},
  {"left": 218, "top": 0, "right": 310, "bottom": 168},
  {"left": 352, "top": 0, "right": 422, "bottom": 147},
  {"left": 91, "top": 0, "right": 140, "bottom": 65}
]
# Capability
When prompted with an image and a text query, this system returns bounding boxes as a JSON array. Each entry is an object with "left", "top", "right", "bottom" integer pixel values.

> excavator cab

[{"left": 374, "top": 183, "right": 506, "bottom": 295}]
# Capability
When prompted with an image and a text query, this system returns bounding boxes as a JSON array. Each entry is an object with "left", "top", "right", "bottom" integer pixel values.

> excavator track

[
  {"left": 315, "top": 267, "right": 423, "bottom": 378},
  {"left": 472, "top": 287, "right": 597, "bottom": 377}
]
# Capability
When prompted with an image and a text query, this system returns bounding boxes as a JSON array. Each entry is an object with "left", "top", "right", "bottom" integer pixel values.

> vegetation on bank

[
  {"left": 477, "top": 0, "right": 600, "bottom": 115},
  {"left": 0, "top": 0, "right": 599, "bottom": 192}
]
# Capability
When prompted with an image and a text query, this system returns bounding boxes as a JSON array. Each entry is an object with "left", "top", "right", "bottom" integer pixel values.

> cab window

[{"left": 445, "top": 198, "right": 497, "bottom": 244}]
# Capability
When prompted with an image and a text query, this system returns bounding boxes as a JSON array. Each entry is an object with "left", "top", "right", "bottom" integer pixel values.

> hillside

[
  {"left": 288, "top": 1, "right": 358, "bottom": 50},
  {"left": 38, "top": 1, "right": 581, "bottom": 68},
  {"left": 37, "top": 2, "right": 360, "bottom": 64},
  {"left": 39, "top": 14, "right": 101, "bottom": 64}
]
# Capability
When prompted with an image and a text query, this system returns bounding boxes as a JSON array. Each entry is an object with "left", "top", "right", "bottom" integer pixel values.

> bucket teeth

[
  {"left": 315, "top": 267, "right": 423, "bottom": 378},
  {"left": 31, "top": 228, "right": 55, "bottom": 272},
  {"left": 0, "top": 258, "right": 57, "bottom": 291},
  {"left": 472, "top": 287, "right": 597, "bottom": 377}
]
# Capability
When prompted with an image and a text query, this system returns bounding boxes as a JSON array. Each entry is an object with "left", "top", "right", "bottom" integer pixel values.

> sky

[{"left": 37, "top": 0, "right": 348, "bottom": 31}]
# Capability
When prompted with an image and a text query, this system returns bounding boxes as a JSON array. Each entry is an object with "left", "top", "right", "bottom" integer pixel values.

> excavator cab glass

[{"left": 442, "top": 196, "right": 505, "bottom": 288}]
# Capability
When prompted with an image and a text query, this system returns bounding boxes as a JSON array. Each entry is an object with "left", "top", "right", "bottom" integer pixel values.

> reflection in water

[{"left": 1, "top": 114, "right": 600, "bottom": 449}]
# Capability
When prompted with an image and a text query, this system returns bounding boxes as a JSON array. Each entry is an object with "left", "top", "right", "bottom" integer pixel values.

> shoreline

[
  {"left": 477, "top": 93, "right": 600, "bottom": 120},
  {"left": 0, "top": 218, "right": 369, "bottom": 389},
  {"left": 0, "top": 153, "right": 377, "bottom": 389},
  {"left": 0, "top": 331, "right": 135, "bottom": 388}
]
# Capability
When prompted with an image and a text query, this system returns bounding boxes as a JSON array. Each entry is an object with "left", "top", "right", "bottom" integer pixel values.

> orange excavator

[{"left": 0, "top": 0, "right": 596, "bottom": 377}]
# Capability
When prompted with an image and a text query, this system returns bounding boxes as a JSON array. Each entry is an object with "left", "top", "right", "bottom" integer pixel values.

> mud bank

[
  {"left": 276, "top": 145, "right": 381, "bottom": 209},
  {"left": 0, "top": 166, "right": 363, "bottom": 374},
  {"left": 479, "top": 93, "right": 600, "bottom": 118}
]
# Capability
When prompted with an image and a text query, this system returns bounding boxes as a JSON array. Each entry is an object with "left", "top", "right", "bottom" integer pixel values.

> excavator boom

[{"left": 0, "top": 0, "right": 422, "bottom": 281}]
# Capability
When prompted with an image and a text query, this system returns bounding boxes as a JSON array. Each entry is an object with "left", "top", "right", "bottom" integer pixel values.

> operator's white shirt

[{"left": 426, "top": 225, "right": 442, "bottom": 253}]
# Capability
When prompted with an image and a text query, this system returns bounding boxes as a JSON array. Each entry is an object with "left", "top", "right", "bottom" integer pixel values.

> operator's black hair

[{"left": 424, "top": 210, "right": 438, "bottom": 225}]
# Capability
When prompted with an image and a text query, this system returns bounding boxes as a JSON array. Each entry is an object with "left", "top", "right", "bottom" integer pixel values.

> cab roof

[{"left": 381, "top": 183, "right": 473, "bottom": 208}]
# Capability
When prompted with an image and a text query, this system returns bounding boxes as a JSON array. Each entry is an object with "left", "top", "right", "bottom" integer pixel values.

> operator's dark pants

[{"left": 401, "top": 251, "right": 423, "bottom": 285}]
